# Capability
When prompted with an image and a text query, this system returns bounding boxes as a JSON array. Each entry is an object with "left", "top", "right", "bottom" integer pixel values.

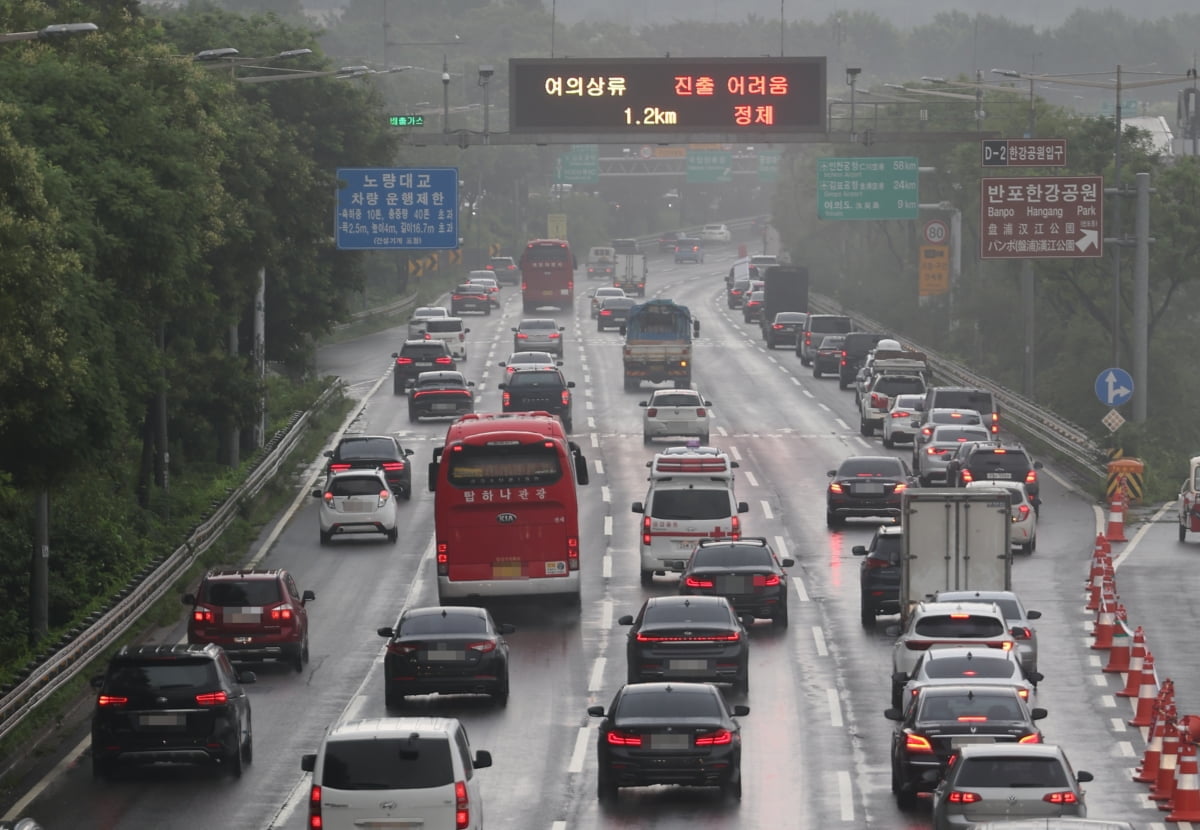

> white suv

[
  {"left": 407, "top": 306, "right": 449, "bottom": 339},
  {"left": 301, "top": 717, "right": 492, "bottom": 830},
  {"left": 702, "top": 223, "right": 731, "bottom": 243},
  {"left": 311, "top": 469, "right": 399, "bottom": 545},
  {"left": 420, "top": 317, "right": 470, "bottom": 361},
  {"left": 640, "top": 388, "right": 712, "bottom": 445}
]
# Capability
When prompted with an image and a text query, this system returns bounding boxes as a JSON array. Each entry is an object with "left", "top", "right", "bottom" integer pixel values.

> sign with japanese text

[
  {"left": 817, "top": 156, "right": 919, "bottom": 220},
  {"left": 981, "top": 139, "right": 1067, "bottom": 167},
  {"left": 979, "top": 176, "right": 1103, "bottom": 259},
  {"left": 919, "top": 245, "right": 950, "bottom": 296},
  {"left": 335, "top": 167, "right": 458, "bottom": 250}
]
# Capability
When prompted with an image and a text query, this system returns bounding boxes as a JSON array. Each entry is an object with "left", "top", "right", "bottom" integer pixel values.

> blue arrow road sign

[{"left": 1095, "top": 368, "right": 1134, "bottom": 407}]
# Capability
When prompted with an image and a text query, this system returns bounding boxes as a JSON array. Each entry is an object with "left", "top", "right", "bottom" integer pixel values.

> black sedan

[
  {"left": 408, "top": 371, "right": 475, "bottom": 422},
  {"left": 885, "top": 684, "right": 1046, "bottom": 808},
  {"left": 812, "top": 334, "right": 847, "bottom": 378},
  {"left": 450, "top": 283, "right": 492, "bottom": 315},
  {"left": 619, "top": 595, "right": 749, "bottom": 692},
  {"left": 588, "top": 682, "right": 748, "bottom": 801},
  {"left": 376, "top": 605, "right": 515, "bottom": 707},
  {"left": 678, "top": 538, "right": 794, "bottom": 627},
  {"left": 324, "top": 434, "right": 415, "bottom": 499},
  {"left": 764, "top": 311, "right": 807, "bottom": 349},
  {"left": 826, "top": 455, "right": 915, "bottom": 528},
  {"left": 597, "top": 297, "right": 637, "bottom": 331}
]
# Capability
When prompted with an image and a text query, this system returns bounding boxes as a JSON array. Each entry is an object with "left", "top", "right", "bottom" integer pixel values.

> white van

[
  {"left": 419, "top": 317, "right": 470, "bottom": 361},
  {"left": 631, "top": 447, "right": 749, "bottom": 586},
  {"left": 300, "top": 717, "right": 492, "bottom": 830}
]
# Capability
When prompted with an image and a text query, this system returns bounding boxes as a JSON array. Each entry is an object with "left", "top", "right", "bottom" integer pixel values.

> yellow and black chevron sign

[
  {"left": 447, "top": 249, "right": 462, "bottom": 265},
  {"left": 489, "top": 242, "right": 502, "bottom": 257},
  {"left": 406, "top": 255, "right": 438, "bottom": 277},
  {"left": 1106, "top": 458, "right": 1145, "bottom": 503}
]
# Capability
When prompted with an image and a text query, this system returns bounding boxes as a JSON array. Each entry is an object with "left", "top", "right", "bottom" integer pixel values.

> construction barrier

[{"left": 1107, "top": 457, "right": 1145, "bottom": 505}]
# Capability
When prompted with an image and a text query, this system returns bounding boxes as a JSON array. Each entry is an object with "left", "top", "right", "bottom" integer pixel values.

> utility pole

[{"left": 1132, "top": 171, "right": 1150, "bottom": 423}]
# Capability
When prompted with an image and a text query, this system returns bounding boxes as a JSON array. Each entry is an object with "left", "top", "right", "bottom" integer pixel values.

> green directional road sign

[
  {"left": 757, "top": 150, "right": 781, "bottom": 183},
  {"left": 555, "top": 144, "right": 599, "bottom": 185},
  {"left": 817, "top": 156, "right": 920, "bottom": 220},
  {"left": 687, "top": 149, "right": 732, "bottom": 183}
]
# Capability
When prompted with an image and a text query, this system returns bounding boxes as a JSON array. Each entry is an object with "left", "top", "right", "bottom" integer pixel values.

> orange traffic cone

[
  {"left": 1092, "top": 590, "right": 1118, "bottom": 649},
  {"left": 1118, "top": 635, "right": 1149, "bottom": 697},
  {"left": 1129, "top": 657, "right": 1163, "bottom": 727},
  {"left": 1104, "top": 621, "right": 1132, "bottom": 672},
  {"left": 1086, "top": 558, "right": 1112, "bottom": 611},
  {"left": 1106, "top": 493, "right": 1128, "bottom": 543},
  {"left": 1153, "top": 714, "right": 1181, "bottom": 802},
  {"left": 1166, "top": 740, "right": 1200, "bottom": 822},
  {"left": 1135, "top": 706, "right": 1169, "bottom": 783},
  {"left": 1097, "top": 533, "right": 1112, "bottom": 554}
]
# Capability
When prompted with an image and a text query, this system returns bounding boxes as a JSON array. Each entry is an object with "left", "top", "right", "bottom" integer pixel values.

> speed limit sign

[{"left": 924, "top": 219, "right": 949, "bottom": 245}]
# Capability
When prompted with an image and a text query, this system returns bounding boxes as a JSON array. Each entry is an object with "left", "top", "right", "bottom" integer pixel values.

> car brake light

[
  {"left": 502, "top": 391, "right": 511, "bottom": 407},
  {"left": 891, "top": 410, "right": 910, "bottom": 419},
  {"left": 905, "top": 734, "right": 933, "bottom": 753},
  {"left": 269, "top": 605, "right": 294, "bottom": 622},
  {"left": 753, "top": 573, "right": 781, "bottom": 587},
  {"left": 696, "top": 408, "right": 707, "bottom": 417},
  {"left": 1013, "top": 626, "right": 1032, "bottom": 639},
  {"left": 549, "top": 332, "right": 561, "bottom": 339},
  {"left": 396, "top": 356, "right": 413, "bottom": 365},
  {"left": 607, "top": 729, "right": 643, "bottom": 746},
  {"left": 377, "top": 489, "right": 391, "bottom": 507},
  {"left": 1044, "top": 790, "right": 1079, "bottom": 804},
  {"left": 516, "top": 333, "right": 529, "bottom": 339},
  {"left": 642, "top": 515, "right": 651, "bottom": 546},
  {"left": 731, "top": 515, "right": 740, "bottom": 540},
  {"left": 423, "top": 333, "right": 432, "bottom": 340},
  {"left": 773, "top": 323, "right": 784, "bottom": 330},
  {"left": 960, "top": 470, "right": 974, "bottom": 483},
  {"left": 1019, "top": 732, "right": 1042, "bottom": 743},
  {"left": 381, "top": 461, "right": 405, "bottom": 472},
  {"left": 694, "top": 728, "right": 733, "bottom": 746},
  {"left": 467, "top": 640, "right": 496, "bottom": 653},
  {"left": 1018, "top": 688, "right": 1029, "bottom": 699},
  {"left": 600, "top": 310, "right": 611, "bottom": 316},
  {"left": 684, "top": 575, "right": 714, "bottom": 588},
  {"left": 894, "top": 482, "right": 907, "bottom": 493},
  {"left": 192, "top": 607, "right": 215, "bottom": 624},
  {"left": 862, "top": 557, "right": 890, "bottom": 570},
  {"left": 561, "top": 389, "right": 570, "bottom": 406},
  {"left": 195, "top": 690, "right": 228, "bottom": 705},
  {"left": 1001, "top": 641, "right": 1014, "bottom": 651},
  {"left": 950, "top": 613, "right": 970, "bottom": 619},
  {"left": 637, "top": 630, "right": 740, "bottom": 643},
  {"left": 329, "top": 463, "right": 352, "bottom": 473},
  {"left": 957, "top": 716, "right": 988, "bottom": 722},
  {"left": 97, "top": 694, "right": 129, "bottom": 707},
  {"left": 436, "top": 356, "right": 452, "bottom": 365},
  {"left": 455, "top": 780, "right": 469, "bottom": 830},
  {"left": 387, "top": 641, "right": 420, "bottom": 656},
  {"left": 308, "top": 784, "right": 322, "bottom": 829},
  {"left": 948, "top": 791, "right": 982, "bottom": 804},
  {"left": 1025, "top": 470, "right": 1038, "bottom": 485},
  {"left": 829, "top": 482, "right": 844, "bottom": 494},
  {"left": 870, "top": 393, "right": 887, "bottom": 409},
  {"left": 928, "top": 447, "right": 947, "bottom": 456}
]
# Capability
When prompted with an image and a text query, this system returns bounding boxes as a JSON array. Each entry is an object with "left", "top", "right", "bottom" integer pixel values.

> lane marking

[
  {"left": 802, "top": 389, "right": 814, "bottom": 399},
  {"left": 730, "top": 446, "right": 743, "bottom": 462},
  {"left": 761, "top": 500, "right": 774, "bottom": 519},
  {"left": 600, "top": 599, "right": 613, "bottom": 630},
  {"left": 1091, "top": 675, "right": 1108, "bottom": 686},
  {"left": 838, "top": 770, "right": 854, "bottom": 821},
  {"left": 827, "top": 688, "right": 844, "bottom": 728},
  {"left": 604, "top": 515, "right": 613, "bottom": 537},
  {"left": 590, "top": 432, "right": 599, "bottom": 448},
  {"left": 717, "top": 425, "right": 729, "bottom": 436},
  {"left": 774, "top": 535, "right": 788, "bottom": 560},
  {"left": 1101, "top": 695, "right": 1117, "bottom": 708},
  {"left": 594, "top": 459, "right": 604, "bottom": 475},
  {"left": 603, "top": 554, "right": 612, "bottom": 579},
  {"left": 835, "top": 418, "right": 850, "bottom": 430},
  {"left": 812, "top": 626, "right": 828, "bottom": 656},
  {"left": 601, "top": 485, "right": 611, "bottom": 503},
  {"left": 567, "top": 726, "right": 590, "bottom": 774},
  {"left": 818, "top": 403, "right": 830, "bottom": 412},
  {"left": 1119, "top": 740, "right": 1136, "bottom": 757},
  {"left": 793, "top": 573, "right": 810, "bottom": 602},
  {"left": 1111, "top": 717, "right": 1128, "bottom": 732},
  {"left": 588, "top": 657, "right": 606, "bottom": 692},
  {"left": 745, "top": 471, "right": 759, "bottom": 487}
]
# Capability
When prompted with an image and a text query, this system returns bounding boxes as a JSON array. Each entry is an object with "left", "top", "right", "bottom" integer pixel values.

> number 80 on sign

[{"left": 924, "top": 219, "right": 948, "bottom": 245}]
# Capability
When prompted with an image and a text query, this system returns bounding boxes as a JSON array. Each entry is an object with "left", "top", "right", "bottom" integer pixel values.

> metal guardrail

[
  {"left": 809, "top": 293, "right": 1106, "bottom": 480},
  {"left": 0, "top": 382, "right": 342, "bottom": 746},
  {"left": 333, "top": 294, "right": 419, "bottom": 331}
]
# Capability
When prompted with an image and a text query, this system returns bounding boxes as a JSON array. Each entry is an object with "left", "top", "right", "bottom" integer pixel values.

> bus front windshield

[{"left": 446, "top": 443, "right": 564, "bottom": 488}]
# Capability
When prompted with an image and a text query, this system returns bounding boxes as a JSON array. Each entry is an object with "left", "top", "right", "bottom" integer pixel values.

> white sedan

[
  {"left": 881, "top": 393, "right": 926, "bottom": 449},
  {"left": 641, "top": 389, "right": 712, "bottom": 445},
  {"left": 966, "top": 480, "right": 1038, "bottom": 553}
]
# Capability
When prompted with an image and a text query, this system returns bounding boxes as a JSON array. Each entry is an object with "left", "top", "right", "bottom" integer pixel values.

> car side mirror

[
  {"left": 852, "top": 546, "right": 867, "bottom": 556},
  {"left": 781, "top": 558, "right": 795, "bottom": 567},
  {"left": 587, "top": 705, "right": 606, "bottom": 717},
  {"left": 237, "top": 670, "right": 256, "bottom": 684},
  {"left": 182, "top": 593, "right": 195, "bottom": 605},
  {"left": 555, "top": 360, "right": 564, "bottom": 366},
  {"left": 693, "top": 320, "right": 701, "bottom": 336},
  {"left": 884, "top": 707, "right": 905, "bottom": 721},
  {"left": 390, "top": 352, "right": 399, "bottom": 359},
  {"left": 566, "top": 381, "right": 576, "bottom": 388},
  {"left": 1027, "top": 671, "right": 1044, "bottom": 683},
  {"left": 618, "top": 325, "right": 627, "bottom": 336},
  {"left": 732, "top": 704, "right": 750, "bottom": 716},
  {"left": 639, "top": 401, "right": 649, "bottom": 407},
  {"left": 741, "top": 614, "right": 756, "bottom": 628},
  {"left": 618, "top": 614, "right": 634, "bottom": 626},
  {"left": 498, "top": 623, "right": 516, "bottom": 634},
  {"left": 467, "top": 381, "right": 476, "bottom": 387},
  {"left": 891, "top": 671, "right": 908, "bottom": 684},
  {"left": 464, "top": 328, "right": 471, "bottom": 333},
  {"left": 1026, "top": 610, "right": 1041, "bottom": 620},
  {"left": 827, "top": 470, "right": 836, "bottom": 477},
  {"left": 738, "top": 502, "right": 749, "bottom": 514},
  {"left": 302, "top": 590, "right": 316, "bottom": 603},
  {"left": 498, "top": 383, "right": 507, "bottom": 390},
  {"left": 1030, "top": 707, "right": 1048, "bottom": 720},
  {"left": 498, "top": 362, "right": 507, "bottom": 367},
  {"left": 404, "top": 448, "right": 414, "bottom": 457},
  {"left": 1076, "top": 770, "right": 1094, "bottom": 783},
  {"left": 703, "top": 400, "right": 713, "bottom": 406},
  {"left": 311, "top": 489, "right": 322, "bottom": 498},
  {"left": 473, "top": 750, "right": 493, "bottom": 770},
  {"left": 558, "top": 326, "right": 565, "bottom": 332},
  {"left": 377, "top": 627, "right": 394, "bottom": 638},
  {"left": 301, "top": 753, "right": 316, "bottom": 772},
  {"left": 511, "top": 327, "right": 518, "bottom": 332},
  {"left": 1033, "top": 461, "right": 1044, "bottom": 469},
  {"left": 323, "top": 450, "right": 334, "bottom": 458},
  {"left": 631, "top": 502, "right": 644, "bottom": 513}
]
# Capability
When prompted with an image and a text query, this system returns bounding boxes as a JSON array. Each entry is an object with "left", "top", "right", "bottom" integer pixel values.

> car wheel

[
  {"left": 493, "top": 667, "right": 510, "bottom": 706},
  {"left": 860, "top": 600, "right": 875, "bottom": 628},
  {"left": 643, "top": 432, "right": 652, "bottom": 446},
  {"left": 400, "top": 487, "right": 411, "bottom": 501},
  {"left": 895, "top": 783, "right": 917, "bottom": 810},
  {"left": 563, "top": 418, "right": 573, "bottom": 433},
  {"left": 860, "top": 417, "right": 873, "bottom": 437},
  {"left": 293, "top": 639, "right": 306, "bottom": 673},
  {"left": 319, "top": 529, "right": 331, "bottom": 546},
  {"left": 640, "top": 569, "right": 654, "bottom": 587},
  {"left": 826, "top": 511, "right": 842, "bottom": 529},
  {"left": 241, "top": 721, "right": 254, "bottom": 765},
  {"left": 227, "top": 738, "right": 244, "bottom": 778},
  {"left": 800, "top": 355, "right": 811, "bottom": 366},
  {"left": 766, "top": 337, "right": 775, "bottom": 349},
  {"left": 385, "top": 685, "right": 404, "bottom": 710},
  {"left": 597, "top": 767, "right": 618, "bottom": 801},
  {"left": 838, "top": 378, "right": 848, "bottom": 390},
  {"left": 734, "top": 661, "right": 749, "bottom": 694},
  {"left": 485, "top": 306, "right": 491, "bottom": 316},
  {"left": 722, "top": 768, "right": 743, "bottom": 800},
  {"left": 597, "top": 322, "right": 603, "bottom": 331},
  {"left": 775, "top": 602, "right": 789, "bottom": 627},
  {"left": 408, "top": 408, "right": 419, "bottom": 423},
  {"left": 918, "top": 475, "right": 931, "bottom": 487},
  {"left": 882, "top": 434, "right": 894, "bottom": 449},
  {"left": 387, "top": 527, "right": 399, "bottom": 544},
  {"left": 700, "top": 433, "right": 710, "bottom": 445},
  {"left": 393, "top": 382, "right": 404, "bottom": 396}
]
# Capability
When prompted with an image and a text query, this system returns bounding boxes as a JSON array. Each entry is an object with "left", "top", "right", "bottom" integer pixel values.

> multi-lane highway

[{"left": 3, "top": 239, "right": 1184, "bottom": 828}]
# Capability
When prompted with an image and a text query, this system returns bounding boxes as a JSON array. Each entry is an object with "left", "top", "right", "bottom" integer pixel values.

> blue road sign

[
  {"left": 1095, "top": 368, "right": 1134, "bottom": 407},
  {"left": 336, "top": 167, "right": 459, "bottom": 250}
]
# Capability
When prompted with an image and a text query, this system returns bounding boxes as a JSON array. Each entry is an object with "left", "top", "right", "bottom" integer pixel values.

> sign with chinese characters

[
  {"left": 981, "top": 139, "right": 1066, "bottom": 167},
  {"left": 335, "top": 168, "right": 458, "bottom": 250},
  {"left": 919, "top": 245, "right": 950, "bottom": 296},
  {"left": 979, "top": 176, "right": 1103, "bottom": 259},
  {"left": 687, "top": 149, "right": 732, "bottom": 183},
  {"left": 816, "top": 156, "right": 919, "bottom": 220},
  {"left": 508, "top": 57, "right": 826, "bottom": 134}
]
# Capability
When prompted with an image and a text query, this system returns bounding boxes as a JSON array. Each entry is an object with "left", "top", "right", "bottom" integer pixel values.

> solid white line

[
  {"left": 828, "top": 688, "right": 844, "bottom": 728},
  {"left": 1114, "top": 501, "right": 1174, "bottom": 569},
  {"left": 3, "top": 733, "right": 90, "bottom": 820},
  {"left": 760, "top": 500, "right": 774, "bottom": 519},
  {"left": 835, "top": 418, "right": 850, "bottom": 430},
  {"left": 745, "top": 471, "right": 759, "bottom": 487},
  {"left": 567, "top": 726, "right": 590, "bottom": 774},
  {"left": 588, "top": 657, "right": 606, "bottom": 692},
  {"left": 594, "top": 459, "right": 605, "bottom": 475},
  {"left": 812, "top": 626, "right": 828, "bottom": 656},
  {"left": 838, "top": 770, "right": 854, "bottom": 821},
  {"left": 602, "top": 555, "right": 612, "bottom": 579},
  {"left": 793, "top": 573, "right": 810, "bottom": 602},
  {"left": 343, "top": 694, "right": 370, "bottom": 723}
]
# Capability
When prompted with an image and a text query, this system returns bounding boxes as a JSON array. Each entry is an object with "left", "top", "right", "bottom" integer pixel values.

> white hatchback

[
  {"left": 301, "top": 717, "right": 492, "bottom": 830},
  {"left": 407, "top": 306, "right": 449, "bottom": 339},
  {"left": 702, "top": 223, "right": 731, "bottom": 243},
  {"left": 641, "top": 388, "right": 712, "bottom": 445},
  {"left": 966, "top": 480, "right": 1038, "bottom": 554},
  {"left": 312, "top": 469, "right": 398, "bottom": 545},
  {"left": 881, "top": 393, "right": 926, "bottom": 449}
]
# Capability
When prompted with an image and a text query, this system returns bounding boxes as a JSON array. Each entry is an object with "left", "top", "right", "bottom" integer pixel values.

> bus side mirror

[
  {"left": 693, "top": 320, "right": 701, "bottom": 336},
  {"left": 619, "top": 325, "right": 627, "bottom": 336},
  {"left": 427, "top": 462, "right": 438, "bottom": 492}
]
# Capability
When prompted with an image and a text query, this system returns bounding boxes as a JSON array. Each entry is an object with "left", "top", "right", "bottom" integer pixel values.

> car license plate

[
  {"left": 987, "top": 472, "right": 1013, "bottom": 479},
  {"left": 426, "top": 650, "right": 461, "bottom": 662},
  {"left": 343, "top": 501, "right": 374, "bottom": 513},
  {"left": 140, "top": 713, "right": 184, "bottom": 727},
  {"left": 669, "top": 659, "right": 708, "bottom": 671},
  {"left": 854, "top": 483, "right": 885, "bottom": 494},
  {"left": 432, "top": 403, "right": 456, "bottom": 411},
  {"left": 674, "top": 540, "right": 696, "bottom": 550},
  {"left": 415, "top": 361, "right": 433, "bottom": 368},
  {"left": 718, "top": 576, "right": 748, "bottom": 593},
  {"left": 649, "top": 733, "right": 690, "bottom": 751},
  {"left": 951, "top": 736, "right": 998, "bottom": 747},
  {"left": 492, "top": 563, "right": 522, "bottom": 578},
  {"left": 230, "top": 608, "right": 261, "bottom": 624}
]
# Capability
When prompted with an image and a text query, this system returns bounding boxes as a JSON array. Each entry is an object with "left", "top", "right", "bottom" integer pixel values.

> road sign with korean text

[
  {"left": 919, "top": 245, "right": 950, "bottom": 296},
  {"left": 817, "top": 156, "right": 919, "bottom": 220},
  {"left": 336, "top": 167, "right": 458, "bottom": 250},
  {"left": 981, "top": 139, "right": 1066, "bottom": 167},
  {"left": 979, "top": 176, "right": 1103, "bottom": 260},
  {"left": 687, "top": 149, "right": 732, "bottom": 183}
]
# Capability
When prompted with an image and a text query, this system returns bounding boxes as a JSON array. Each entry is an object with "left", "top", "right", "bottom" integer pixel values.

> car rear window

[
  {"left": 692, "top": 547, "right": 773, "bottom": 568},
  {"left": 955, "top": 756, "right": 1068, "bottom": 788},
  {"left": 521, "top": 320, "right": 556, "bottom": 331},
  {"left": 874, "top": 377, "right": 926, "bottom": 395},
  {"left": 329, "top": 476, "right": 386, "bottom": 497},
  {"left": 914, "top": 615, "right": 1006, "bottom": 638},
  {"left": 616, "top": 690, "right": 722, "bottom": 720},
  {"left": 818, "top": 336, "right": 846, "bottom": 349},
  {"left": 837, "top": 457, "right": 905, "bottom": 477},
  {"left": 106, "top": 659, "right": 219, "bottom": 693},
  {"left": 507, "top": 371, "right": 563, "bottom": 389},
  {"left": 775, "top": 313, "right": 806, "bottom": 323},
  {"left": 424, "top": 320, "right": 463, "bottom": 333},
  {"left": 969, "top": 450, "right": 1032, "bottom": 474},
  {"left": 808, "top": 316, "right": 852, "bottom": 334},
  {"left": 644, "top": 601, "right": 731, "bottom": 624},
  {"left": 338, "top": 438, "right": 396, "bottom": 458},
  {"left": 649, "top": 489, "right": 732, "bottom": 521},
  {"left": 931, "top": 390, "right": 995, "bottom": 414},
  {"left": 321, "top": 737, "right": 453, "bottom": 790},
  {"left": 651, "top": 393, "right": 701, "bottom": 406},
  {"left": 402, "top": 344, "right": 450, "bottom": 359},
  {"left": 923, "top": 656, "right": 1016, "bottom": 679},
  {"left": 931, "top": 410, "right": 983, "bottom": 425},
  {"left": 400, "top": 614, "right": 487, "bottom": 636},
  {"left": 918, "top": 690, "right": 1022, "bottom": 721},
  {"left": 602, "top": 298, "right": 636, "bottom": 309},
  {"left": 932, "top": 427, "right": 991, "bottom": 443},
  {"left": 202, "top": 580, "right": 281, "bottom": 607}
]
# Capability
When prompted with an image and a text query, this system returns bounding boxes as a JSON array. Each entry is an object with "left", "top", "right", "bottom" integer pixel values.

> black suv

[
  {"left": 852, "top": 525, "right": 903, "bottom": 627},
  {"left": 838, "top": 332, "right": 887, "bottom": 389},
  {"left": 946, "top": 442, "right": 1043, "bottom": 500},
  {"left": 90, "top": 643, "right": 255, "bottom": 778},
  {"left": 500, "top": 367, "right": 575, "bottom": 431},
  {"left": 450, "top": 283, "right": 492, "bottom": 315},
  {"left": 325, "top": 434, "right": 415, "bottom": 498},
  {"left": 392, "top": 339, "right": 456, "bottom": 394}
]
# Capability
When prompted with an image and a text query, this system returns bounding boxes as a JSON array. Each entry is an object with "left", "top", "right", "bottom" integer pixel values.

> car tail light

[
  {"left": 467, "top": 640, "right": 497, "bottom": 653},
  {"left": 731, "top": 289, "right": 743, "bottom": 296},
  {"left": 1018, "top": 688, "right": 1029, "bottom": 699},
  {"left": 960, "top": 470, "right": 975, "bottom": 484},
  {"left": 1019, "top": 732, "right": 1042, "bottom": 743},
  {"left": 646, "top": 408, "right": 658, "bottom": 417},
  {"left": 192, "top": 606, "right": 215, "bottom": 624},
  {"left": 1014, "top": 504, "right": 1031, "bottom": 522},
  {"left": 805, "top": 332, "right": 812, "bottom": 346},
  {"left": 308, "top": 784, "right": 322, "bottom": 829},
  {"left": 97, "top": 694, "right": 129, "bottom": 707},
  {"left": 696, "top": 408, "right": 707, "bottom": 417},
  {"left": 561, "top": 389, "right": 570, "bottom": 407},
  {"left": 890, "top": 410, "right": 910, "bottom": 419},
  {"left": 642, "top": 515, "right": 651, "bottom": 546},
  {"left": 607, "top": 730, "right": 643, "bottom": 747},
  {"left": 927, "top": 447, "right": 948, "bottom": 456},
  {"left": 600, "top": 309, "right": 611, "bottom": 317},
  {"left": 567, "top": 536, "right": 579, "bottom": 570},
  {"left": 455, "top": 780, "right": 469, "bottom": 829},
  {"left": 521, "top": 281, "right": 527, "bottom": 291},
  {"left": 731, "top": 515, "right": 740, "bottom": 540},
  {"left": 753, "top": 574, "right": 781, "bottom": 587},
  {"left": 459, "top": 333, "right": 465, "bottom": 341},
  {"left": 829, "top": 482, "right": 845, "bottom": 494},
  {"left": 694, "top": 728, "right": 733, "bottom": 746},
  {"left": 1025, "top": 469, "right": 1038, "bottom": 486},
  {"left": 381, "top": 461, "right": 405, "bottom": 472},
  {"left": 516, "top": 332, "right": 529, "bottom": 340},
  {"left": 1013, "top": 626, "right": 1033, "bottom": 640},
  {"left": 451, "top": 294, "right": 464, "bottom": 301},
  {"left": 549, "top": 332, "right": 561, "bottom": 339},
  {"left": 435, "top": 356, "right": 453, "bottom": 365},
  {"left": 862, "top": 557, "right": 890, "bottom": 570},
  {"left": 905, "top": 734, "right": 933, "bottom": 753},
  {"left": 502, "top": 391, "right": 511, "bottom": 407},
  {"left": 905, "top": 641, "right": 933, "bottom": 650},
  {"left": 947, "top": 790, "right": 982, "bottom": 804},
  {"left": 772, "top": 323, "right": 784, "bottom": 330},
  {"left": 387, "top": 641, "right": 420, "bottom": 656},
  {"left": 684, "top": 575, "right": 714, "bottom": 588},
  {"left": 870, "top": 392, "right": 888, "bottom": 409},
  {"left": 1044, "top": 791, "right": 1079, "bottom": 804},
  {"left": 1001, "top": 641, "right": 1014, "bottom": 651},
  {"left": 329, "top": 463, "right": 352, "bottom": 473},
  {"left": 269, "top": 605, "right": 295, "bottom": 622},
  {"left": 195, "top": 690, "right": 228, "bottom": 705},
  {"left": 396, "top": 356, "right": 413, "bottom": 366},
  {"left": 894, "top": 482, "right": 907, "bottom": 493},
  {"left": 377, "top": 489, "right": 392, "bottom": 507},
  {"left": 637, "top": 630, "right": 740, "bottom": 642}
]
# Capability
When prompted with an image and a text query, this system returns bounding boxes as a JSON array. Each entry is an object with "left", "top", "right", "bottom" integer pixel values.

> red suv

[{"left": 183, "top": 569, "right": 315, "bottom": 673}]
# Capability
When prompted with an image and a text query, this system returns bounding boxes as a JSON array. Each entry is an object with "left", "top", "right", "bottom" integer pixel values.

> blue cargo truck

[{"left": 620, "top": 299, "right": 701, "bottom": 391}]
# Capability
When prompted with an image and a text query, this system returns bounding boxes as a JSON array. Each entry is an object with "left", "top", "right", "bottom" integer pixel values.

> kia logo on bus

[{"left": 497, "top": 512, "right": 518, "bottom": 524}]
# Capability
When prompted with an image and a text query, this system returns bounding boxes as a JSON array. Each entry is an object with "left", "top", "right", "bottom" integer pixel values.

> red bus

[
  {"left": 428, "top": 412, "right": 590, "bottom": 605},
  {"left": 520, "top": 238, "right": 576, "bottom": 312}
]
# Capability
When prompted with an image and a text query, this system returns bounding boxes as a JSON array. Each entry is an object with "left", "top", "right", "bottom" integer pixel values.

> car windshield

[
  {"left": 507, "top": 371, "right": 563, "bottom": 388},
  {"left": 649, "top": 489, "right": 731, "bottom": 520},
  {"left": 321, "top": 737, "right": 453, "bottom": 790},
  {"left": 651, "top": 393, "right": 701, "bottom": 406},
  {"left": 616, "top": 690, "right": 722, "bottom": 720},
  {"left": 106, "top": 659, "right": 219, "bottom": 693},
  {"left": 932, "top": 427, "right": 991, "bottom": 443},
  {"left": 399, "top": 613, "right": 488, "bottom": 636},
  {"left": 837, "top": 457, "right": 904, "bottom": 477},
  {"left": 923, "top": 656, "right": 1016, "bottom": 679},
  {"left": 644, "top": 601, "right": 731, "bottom": 624},
  {"left": 202, "top": 580, "right": 280, "bottom": 607},
  {"left": 329, "top": 476, "right": 386, "bottom": 497},
  {"left": 955, "top": 756, "right": 1068, "bottom": 788},
  {"left": 338, "top": 438, "right": 396, "bottom": 458},
  {"left": 692, "top": 547, "right": 773, "bottom": 568},
  {"left": 914, "top": 614, "right": 1006, "bottom": 637}
]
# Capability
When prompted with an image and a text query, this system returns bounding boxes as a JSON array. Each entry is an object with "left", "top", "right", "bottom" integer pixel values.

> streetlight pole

[
  {"left": 0, "top": 21, "right": 97, "bottom": 43},
  {"left": 846, "top": 67, "right": 861, "bottom": 140}
]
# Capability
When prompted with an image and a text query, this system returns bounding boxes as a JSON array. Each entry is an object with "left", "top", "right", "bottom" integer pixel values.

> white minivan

[
  {"left": 631, "top": 447, "right": 749, "bottom": 586},
  {"left": 301, "top": 717, "right": 492, "bottom": 830}
]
